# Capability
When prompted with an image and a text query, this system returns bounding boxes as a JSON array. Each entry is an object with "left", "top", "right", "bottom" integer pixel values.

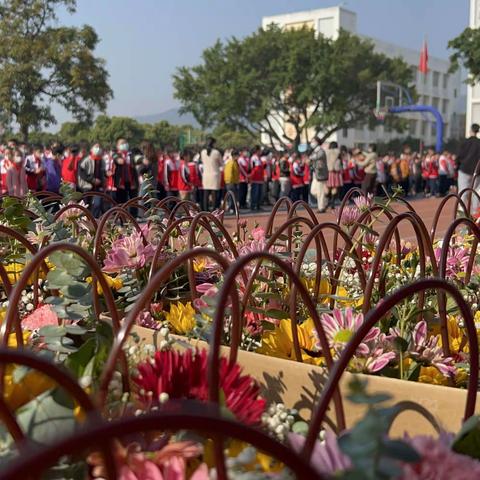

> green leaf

[
  {"left": 46, "top": 270, "right": 72, "bottom": 289},
  {"left": 380, "top": 439, "right": 420, "bottom": 462},
  {"left": 64, "top": 282, "right": 90, "bottom": 298},
  {"left": 265, "top": 309, "right": 290, "bottom": 320},
  {"left": 64, "top": 325, "right": 88, "bottom": 336},
  {"left": 16, "top": 389, "right": 77, "bottom": 444},
  {"left": 65, "top": 338, "right": 96, "bottom": 378},
  {"left": 453, "top": 415, "right": 480, "bottom": 460},
  {"left": 39, "top": 326, "right": 67, "bottom": 338}
]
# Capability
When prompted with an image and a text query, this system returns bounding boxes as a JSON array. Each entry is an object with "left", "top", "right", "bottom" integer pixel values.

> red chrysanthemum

[{"left": 132, "top": 349, "right": 266, "bottom": 425}]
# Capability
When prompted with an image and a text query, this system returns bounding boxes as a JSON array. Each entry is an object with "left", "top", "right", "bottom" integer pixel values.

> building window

[
  {"left": 342, "top": 128, "right": 348, "bottom": 138},
  {"left": 442, "top": 99, "right": 449, "bottom": 114},
  {"left": 454, "top": 89, "right": 458, "bottom": 98},
  {"left": 443, "top": 73, "right": 449, "bottom": 89},
  {"left": 423, "top": 72, "right": 429, "bottom": 84},
  {"left": 432, "top": 97, "right": 440, "bottom": 109},
  {"left": 423, "top": 95, "right": 430, "bottom": 106},
  {"left": 421, "top": 121, "right": 428, "bottom": 136},
  {"left": 409, "top": 120, "right": 417, "bottom": 136},
  {"left": 431, "top": 124, "right": 437, "bottom": 136},
  {"left": 433, "top": 71, "right": 440, "bottom": 87}
]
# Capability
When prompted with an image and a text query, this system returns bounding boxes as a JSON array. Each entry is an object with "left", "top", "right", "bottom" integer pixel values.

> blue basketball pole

[{"left": 388, "top": 105, "right": 444, "bottom": 153}]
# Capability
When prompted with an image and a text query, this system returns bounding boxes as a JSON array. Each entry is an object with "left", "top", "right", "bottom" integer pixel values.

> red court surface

[{"left": 223, "top": 196, "right": 457, "bottom": 249}]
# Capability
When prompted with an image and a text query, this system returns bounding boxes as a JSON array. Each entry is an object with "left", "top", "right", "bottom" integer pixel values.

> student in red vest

[
  {"left": 178, "top": 149, "right": 194, "bottom": 201},
  {"left": 290, "top": 152, "right": 305, "bottom": 202},
  {"left": 424, "top": 147, "right": 439, "bottom": 197},
  {"left": 238, "top": 148, "right": 250, "bottom": 209},
  {"left": 270, "top": 153, "right": 281, "bottom": 201},
  {"left": 113, "top": 137, "right": 138, "bottom": 205},
  {"left": 0, "top": 148, "right": 13, "bottom": 195},
  {"left": 61, "top": 145, "right": 79, "bottom": 188},
  {"left": 156, "top": 151, "right": 166, "bottom": 200},
  {"left": 250, "top": 146, "right": 264, "bottom": 211},
  {"left": 163, "top": 148, "right": 180, "bottom": 197},
  {"left": 25, "top": 145, "right": 45, "bottom": 191},
  {"left": 6, "top": 149, "right": 27, "bottom": 197}
]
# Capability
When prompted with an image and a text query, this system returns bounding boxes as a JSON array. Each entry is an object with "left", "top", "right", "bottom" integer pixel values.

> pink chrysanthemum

[
  {"left": 320, "top": 308, "right": 394, "bottom": 373},
  {"left": 103, "top": 231, "right": 155, "bottom": 273},
  {"left": 133, "top": 349, "right": 266, "bottom": 425},
  {"left": 400, "top": 435, "right": 480, "bottom": 479},
  {"left": 22, "top": 304, "right": 59, "bottom": 330}
]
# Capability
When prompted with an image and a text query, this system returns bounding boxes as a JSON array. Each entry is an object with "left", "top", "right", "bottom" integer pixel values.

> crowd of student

[{"left": 0, "top": 134, "right": 466, "bottom": 216}]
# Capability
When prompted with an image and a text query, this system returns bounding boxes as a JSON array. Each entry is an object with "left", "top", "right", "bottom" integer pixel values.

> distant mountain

[{"left": 135, "top": 108, "right": 200, "bottom": 128}]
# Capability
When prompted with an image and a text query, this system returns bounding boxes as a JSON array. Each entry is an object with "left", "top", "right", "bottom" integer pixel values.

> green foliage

[
  {"left": 45, "top": 251, "right": 93, "bottom": 322},
  {"left": 174, "top": 26, "right": 413, "bottom": 150},
  {"left": 453, "top": 415, "right": 480, "bottom": 460},
  {"left": 0, "top": 0, "right": 112, "bottom": 141},
  {"left": 212, "top": 124, "right": 258, "bottom": 150},
  {"left": 449, "top": 27, "right": 480, "bottom": 84},
  {"left": 338, "top": 378, "right": 420, "bottom": 479}
]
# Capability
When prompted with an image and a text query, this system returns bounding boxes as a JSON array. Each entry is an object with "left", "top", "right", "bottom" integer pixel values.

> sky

[{"left": 56, "top": 0, "right": 470, "bottom": 122}]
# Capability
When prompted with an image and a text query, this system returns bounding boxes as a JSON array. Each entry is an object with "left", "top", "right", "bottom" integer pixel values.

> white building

[
  {"left": 467, "top": 0, "right": 480, "bottom": 133},
  {"left": 261, "top": 6, "right": 465, "bottom": 149}
]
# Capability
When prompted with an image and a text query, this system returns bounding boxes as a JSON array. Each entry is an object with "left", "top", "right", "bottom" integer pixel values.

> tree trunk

[{"left": 20, "top": 123, "right": 29, "bottom": 143}]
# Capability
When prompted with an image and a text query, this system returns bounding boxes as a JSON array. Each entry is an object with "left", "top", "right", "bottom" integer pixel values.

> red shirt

[
  {"left": 61, "top": 155, "right": 78, "bottom": 184},
  {"left": 250, "top": 155, "right": 264, "bottom": 183}
]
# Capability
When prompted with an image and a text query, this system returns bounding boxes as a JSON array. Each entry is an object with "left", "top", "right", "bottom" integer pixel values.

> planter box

[{"left": 132, "top": 326, "right": 478, "bottom": 437}]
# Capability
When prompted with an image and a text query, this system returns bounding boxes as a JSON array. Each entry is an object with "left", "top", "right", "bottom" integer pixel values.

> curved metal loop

[
  {"left": 458, "top": 187, "right": 480, "bottom": 216},
  {"left": 430, "top": 193, "right": 469, "bottom": 241},
  {"left": 0, "top": 402, "right": 324, "bottom": 480},
  {"left": 80, "top": 191, "right": 118, "bottom": 208},
  {"left": 362, "top": 211, "right": 437, "bottom": 316},
  {"left": 53, "top": 203, "right": 97, "bottom": 232},
  {"left": 287, "top": 200, "right": 320, "bottom": 227},
  {"left": 212, "top": 251, "right": 346, "bottom": 432},
  {"left": 305, "top": 278, "right": 479, "bottom": 460},
  {"left": 1, "top": 243, "right": 121, "bottom": 345},
  {"left": 265, "top": 197, "right": 293, "bottom": 236},
  {"left": 167, "top": 200, "right": 201, "bottom": 224},
  {"left": 100, "top": 248, "right": 236, "bottom": 407},
  {"left": 93, "top": 206, "right": 145, "bottom": 261}
]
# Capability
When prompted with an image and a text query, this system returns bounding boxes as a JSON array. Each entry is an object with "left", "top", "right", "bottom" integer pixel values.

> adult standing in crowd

[
  {"left": 238, "top": 148, "right": 250, "bottom": 209},
  {"left": 201, "top": 137, "right": 222, "bottom": 211},
  {"left": 456, "top": 123, "right": 480, "bottom": 207},
  {"left": 77, "top": 143, "right": 105, "bottom": 217},
  {"left": 309, "top": 138, "right": 328, "bottom": 213},
  {"left": 249, "top": 145, "right": 264, "bottom": 211}
]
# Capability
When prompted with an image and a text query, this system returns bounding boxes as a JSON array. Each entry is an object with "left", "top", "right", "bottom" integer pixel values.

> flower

[
  {"left": 399, "top": 434, "right": 480, "bottom": 479},
  {"left": 133, "top": 349, "right": 266, "bottom": 425},
  {"left": 22, "top": 304, "right": 59, "bottom": 330},
  {"left": 353, "top": 193, "right": 374, "bottom": 211},
  {"left": 339, "top": 206, "right": 361, "bottom": 227},
  {"left": 410, "top": 321, "right": 456, "bottom": 378},
  {"left": 288, "top": 430, "right": 351, "bottom": 476},
  {"left": 257, "top": 318, "right": 322, "bottom": 364},
  {"left": 103, "top": 231, "right": 155, "bottom": 273},
  {"left": 251, "top": 226, "right": 266, "bottom": 242},
  {"left": 86, "top": 273, "right": 123, "bottom": 294},
  {"left": 320, "top": 308, "right": 394, "bottom": 373},
  {"left": 434, "top": 245, "right": 470, "bottom": 280},
  {"left": 25, "top": 222, "right": 50, "bottom": 246},
  {"left": 88, "top": 440, "right": 208, "bottom": 480},
  {"left": 164, "top": 302, "right": 196, "bottom": 334},
  {"left": 136, "top": 310, "right": 161, "bottom": 330}
]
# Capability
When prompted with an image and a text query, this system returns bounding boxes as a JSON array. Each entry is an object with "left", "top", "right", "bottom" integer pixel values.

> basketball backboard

[{"left": 374, "top": 81, "right": 413, "bottom": 120}]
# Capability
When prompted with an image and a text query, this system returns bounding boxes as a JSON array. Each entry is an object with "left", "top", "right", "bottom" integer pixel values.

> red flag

[{"left": 418, "top": 40, "right": 429, "bottom": 74}]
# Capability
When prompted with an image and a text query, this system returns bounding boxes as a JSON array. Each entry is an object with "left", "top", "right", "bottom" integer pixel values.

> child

[{"left": 7, "top": 149, "right": 28, "bottom": 197}]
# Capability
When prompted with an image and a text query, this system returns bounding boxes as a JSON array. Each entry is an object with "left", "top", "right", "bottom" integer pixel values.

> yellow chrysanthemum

[
  {"left": 164, "top": 302, "right": 196, "bottom": 335},
  {"left": 86, "top": 274, "right": 123, "bottom": 294},
  {"left": 418, "top": 366, "right": 448, "bottom": 386},
  {"left": 257, "top": 318, "right": 323, "bottom": 365},
  {"left": 193, "top": 257, "right": 207, "bottom": 273},
  {"left": 226, "top": 441, "right": 283, "bottom": 473}
]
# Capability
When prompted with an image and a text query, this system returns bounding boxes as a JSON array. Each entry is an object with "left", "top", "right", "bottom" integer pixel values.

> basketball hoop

[{"left": 373, "top": 108, "right": 388, "bottom": 122}]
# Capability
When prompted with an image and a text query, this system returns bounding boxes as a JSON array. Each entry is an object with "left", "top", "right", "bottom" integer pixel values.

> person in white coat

[{"left": 200, "top": 137, "right": 223, "bottom": 211}]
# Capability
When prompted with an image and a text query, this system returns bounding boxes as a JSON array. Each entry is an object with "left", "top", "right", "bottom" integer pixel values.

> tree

[
  {"left": 449, "top": 27, "right": 480, "bottom": 83},
  {"left": 57, "top": 121, "right": 91, "bottom": 144},
  {"left": 89, "top": 115, "right": 145, "bottom": 147},
  {"left": 174, "top": 26, "right": 413, "bottom": 150},
  {"left": 0, "top": 0, "right": 112, "bottom": 141},
  {"left": 143, "top": 121, "right": 180, "bottom": 148},
  {"left": 212, "top": 125, "right": 257, "bottom": 150}
]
